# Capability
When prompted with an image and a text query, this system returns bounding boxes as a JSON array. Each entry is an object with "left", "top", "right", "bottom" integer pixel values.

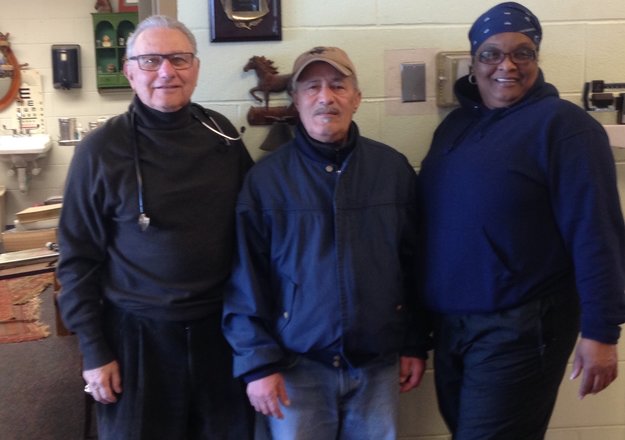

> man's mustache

[{"left": 313, "top": 107, "right": 339, "bottom": 116}]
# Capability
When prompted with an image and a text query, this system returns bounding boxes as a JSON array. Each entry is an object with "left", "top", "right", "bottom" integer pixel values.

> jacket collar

[
  {"left": 294, "top": 122, "right": 358, "bottom": 168},
  {"left": 454, "top": 69, "right": 558, "bottom": 117}
]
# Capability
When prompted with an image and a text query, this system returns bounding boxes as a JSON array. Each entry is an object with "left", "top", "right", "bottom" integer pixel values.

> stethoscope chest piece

[{"left": 138, "top": 212, "right": 150, "bottom": 232}]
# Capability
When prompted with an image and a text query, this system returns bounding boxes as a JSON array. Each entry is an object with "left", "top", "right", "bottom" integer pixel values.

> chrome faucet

[
  {"left": 2, "top": 124, "right": 18, "bottom": 135},
  {"left": 1, "top": 111, "right": 39, "bottom": 136},
  {"left": 6, "top": 111, "right": 38, "bottom": 136}
]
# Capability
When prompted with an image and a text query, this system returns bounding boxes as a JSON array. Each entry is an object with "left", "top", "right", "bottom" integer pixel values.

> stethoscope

[{"left": 131, "top": 104, "right": 242, "bottom": 232}]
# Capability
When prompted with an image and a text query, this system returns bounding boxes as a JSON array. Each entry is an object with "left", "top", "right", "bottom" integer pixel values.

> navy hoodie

[{"left": 419, "top": 71, "right": 625, "bottom": 344}]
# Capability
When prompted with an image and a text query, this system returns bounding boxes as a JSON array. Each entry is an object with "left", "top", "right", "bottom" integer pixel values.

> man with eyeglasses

[
  {"left": 419, "top": 2, "right": 625, "bottom": 439},
  {"left": 57, "top": 15, "right": 254, "bottom": 440}
]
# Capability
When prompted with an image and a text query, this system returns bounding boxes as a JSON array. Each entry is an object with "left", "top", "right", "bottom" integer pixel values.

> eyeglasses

[
  {"left": 477, "top": 48, "right": 537, "bottom": 65},
  {"left": 127, "top": 53, "right": 195, "bottom": 71}
]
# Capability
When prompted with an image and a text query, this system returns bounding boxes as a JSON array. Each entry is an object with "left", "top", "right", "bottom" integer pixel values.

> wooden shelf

[{"left": 92, "top": 12, "right": 138, "bottom": 91}]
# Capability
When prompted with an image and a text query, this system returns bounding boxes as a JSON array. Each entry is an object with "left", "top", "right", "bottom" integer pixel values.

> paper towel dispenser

[{"left": 436, "top": 51, "right": 472, "bottom": 107}]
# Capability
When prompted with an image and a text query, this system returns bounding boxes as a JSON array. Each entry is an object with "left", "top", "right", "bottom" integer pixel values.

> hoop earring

[{"left": 468, "top": 74, "right": 476, "bottom": 85}]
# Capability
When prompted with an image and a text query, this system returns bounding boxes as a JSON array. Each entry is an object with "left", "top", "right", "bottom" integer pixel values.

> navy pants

[
  {"left": 96, "top": 305, "right": 254, "bottom": 440},
  {"left": 433, "top": 291, "right": 580, "bottom": 440}
]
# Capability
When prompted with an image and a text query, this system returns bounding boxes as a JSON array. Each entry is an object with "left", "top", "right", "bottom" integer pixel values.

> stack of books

[{"left": 14, "top": 203, "right": 62, "bottom": 231}]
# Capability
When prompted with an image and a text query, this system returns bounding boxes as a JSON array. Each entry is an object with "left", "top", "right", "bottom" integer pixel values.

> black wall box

[{"left": 52, "top": 44, "right": 81, "bottom": 89}]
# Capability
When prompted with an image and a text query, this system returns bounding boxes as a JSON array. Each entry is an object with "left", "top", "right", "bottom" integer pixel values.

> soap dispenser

[{"left": 52, "top": 44, "right": 81, "bottom": 89}]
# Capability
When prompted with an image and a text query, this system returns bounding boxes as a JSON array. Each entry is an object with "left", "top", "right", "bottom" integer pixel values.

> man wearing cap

[{"left": 223, "top": 46, "right": 430, "bottom": 439}]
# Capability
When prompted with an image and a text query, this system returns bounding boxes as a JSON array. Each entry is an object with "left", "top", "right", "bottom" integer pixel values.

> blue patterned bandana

[{"left": 468, "top": 2, "right": 542, "bottom": 54}]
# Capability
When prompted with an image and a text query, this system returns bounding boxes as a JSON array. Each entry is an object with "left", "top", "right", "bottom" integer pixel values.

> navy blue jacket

[
  {"left": 223, "top": 124, "right": 427, "bottom": 380},
  {"left": 419, "top": 71, "right": 625, "bottom": 344}
]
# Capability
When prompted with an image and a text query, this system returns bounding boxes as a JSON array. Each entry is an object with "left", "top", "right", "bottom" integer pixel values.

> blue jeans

[{"left": 264, "top": 354, "right": 400, "bottom": 440}]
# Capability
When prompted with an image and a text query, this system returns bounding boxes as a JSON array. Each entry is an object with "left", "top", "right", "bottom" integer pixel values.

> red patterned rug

[{"left": 0, "top": 273, "right": 53, "bottom": 343}]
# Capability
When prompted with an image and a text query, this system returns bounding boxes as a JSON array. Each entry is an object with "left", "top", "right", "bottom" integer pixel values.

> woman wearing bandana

[{"left": 419, "top": 3, "right": 625, "bottom": 439}]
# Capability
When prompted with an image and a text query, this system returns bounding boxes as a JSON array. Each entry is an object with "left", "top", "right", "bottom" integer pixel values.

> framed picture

[
  {"left": 118, "top": 0, "right": 139, "bottom": 13},
  {"left": 210, "top": 0, "right": 282, "bottom": 42}
]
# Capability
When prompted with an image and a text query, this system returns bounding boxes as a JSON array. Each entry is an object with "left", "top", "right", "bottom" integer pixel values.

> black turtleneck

[{"left": 57, "top": 96, "right": 253, "bottom": 369}]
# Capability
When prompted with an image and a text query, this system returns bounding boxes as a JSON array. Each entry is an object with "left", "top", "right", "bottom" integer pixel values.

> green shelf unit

[{"left": 92, "top": 12, "right": 137, "bottom": 91}]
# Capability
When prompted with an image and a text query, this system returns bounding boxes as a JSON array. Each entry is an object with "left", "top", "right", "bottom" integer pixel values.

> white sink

[
  {"left": 0, "top": 134, "right": 52, "bottom": 155},
  {"left": 0, "top": 134, "right": 53, "bottom": 193},
  {"left": 603, "top": 125, "right": 625, "bottom": 149}
]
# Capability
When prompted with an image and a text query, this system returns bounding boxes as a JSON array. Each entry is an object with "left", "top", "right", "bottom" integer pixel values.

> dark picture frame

[
  {"left": 118, "top": 0, "right": 139, "bottom": 12},
  {"left": 210, "top": 0, "right": 282, "bottom": 43}
]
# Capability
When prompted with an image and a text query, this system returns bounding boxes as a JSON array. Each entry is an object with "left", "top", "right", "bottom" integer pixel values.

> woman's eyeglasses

[
  {"left": 127, "top": 53, "right": 195, "bottom": 71},
  {"left": 478, "top": 48, "right": 537, "bottom": 65}
]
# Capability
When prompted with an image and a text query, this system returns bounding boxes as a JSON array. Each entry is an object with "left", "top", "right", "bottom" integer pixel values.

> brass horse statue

[{"left": 243, "top": 56, "right": 291, "bottom": 109}]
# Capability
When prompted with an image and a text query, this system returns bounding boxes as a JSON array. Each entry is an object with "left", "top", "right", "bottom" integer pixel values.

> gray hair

[{"left": 125, "top": 15, "right": 197, "bottom": 58}]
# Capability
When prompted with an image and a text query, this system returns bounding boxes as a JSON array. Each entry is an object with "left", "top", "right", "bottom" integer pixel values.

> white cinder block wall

[{"left": 2, "top": 1, "right": 625, "bottom": 438}]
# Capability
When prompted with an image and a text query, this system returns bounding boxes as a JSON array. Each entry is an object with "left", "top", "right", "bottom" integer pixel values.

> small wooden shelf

[{"left": 92, "top": 12, "right": 138, "bottom": 91}]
